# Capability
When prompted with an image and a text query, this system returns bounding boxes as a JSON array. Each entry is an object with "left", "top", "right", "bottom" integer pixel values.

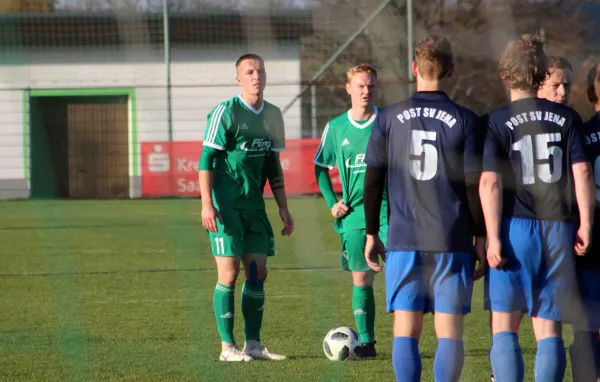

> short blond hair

[
  {"left": 415, "top": 35, "right": 453, "bottom": 80},
  {"left": 346, "top": 64, "right": 378, "bottom": 83}
]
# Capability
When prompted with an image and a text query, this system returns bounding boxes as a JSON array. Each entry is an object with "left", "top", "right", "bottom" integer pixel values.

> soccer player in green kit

[
  {"left": 313, "top": 64, "right": 387, "bottom": 357},
  {"left": 199, "top": 54, "right": 294, "bottom": 362}
]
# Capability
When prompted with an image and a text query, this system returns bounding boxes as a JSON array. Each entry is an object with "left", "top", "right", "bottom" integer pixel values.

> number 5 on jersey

[{"left": 410, "top": 130, "right": 438, "bottom": 181}]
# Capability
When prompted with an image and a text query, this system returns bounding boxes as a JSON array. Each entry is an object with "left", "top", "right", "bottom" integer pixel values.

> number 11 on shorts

[{"left": 215, "top": 237, "right": 225, "bottom": 255}]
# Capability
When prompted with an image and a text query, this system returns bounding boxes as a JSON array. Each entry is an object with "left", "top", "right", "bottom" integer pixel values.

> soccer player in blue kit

[
  {"left": 479, "top": 34, "right": 595, "bottom": 381},
  {"left": 363, "top": 35, "right": 486, "bottom": 381},
  {"left": 569, "top": 64, "right": 600, "bottom": 381}
]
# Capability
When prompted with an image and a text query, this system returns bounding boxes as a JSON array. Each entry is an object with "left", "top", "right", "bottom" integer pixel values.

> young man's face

[
  {"left": 236, "top": 59, "right": 266, "bottom": 96},
  {"left": 538, "top": 67, "right": 572, "bottom": 104},
  {"left": 346, "top": 72, "right": 377, "bottom": 109}
]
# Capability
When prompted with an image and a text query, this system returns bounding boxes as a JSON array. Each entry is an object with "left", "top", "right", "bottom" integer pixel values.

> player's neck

[
  {"left": 350, "top": 105, "right": 375, "bottom": 121},
  {"left": 509, "top": 89, "right": 536, "bottom": 101},
  {"left": 416, "top": 80, "right": 443, "bottom": 92},
  {"left": 240, "top": 92, "right": 264, "bottom": 110},
  {"left": 595, "top": 104, "right": 600, "bottom": 112}
]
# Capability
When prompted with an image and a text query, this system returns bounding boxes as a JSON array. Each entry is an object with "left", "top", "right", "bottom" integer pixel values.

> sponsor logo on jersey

[
  {"left": 240, "top": 123, "right": 249, "bottom": 130},
  {"left": 342, "top": 138, "right": 350, "bottom": 146},
  {"left": 345, "top": 153, "right": 366, "bottom": 168},
  {"left": 240, "top": 138, "right": 272, "bottom": 152}
]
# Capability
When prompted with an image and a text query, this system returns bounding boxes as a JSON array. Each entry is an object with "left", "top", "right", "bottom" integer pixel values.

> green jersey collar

[
  {"left": 238, "top": 95, "right": 264, "bottom": 115},
  {"left": 347, "top": 106, "right": 378, "bottom": 129}
]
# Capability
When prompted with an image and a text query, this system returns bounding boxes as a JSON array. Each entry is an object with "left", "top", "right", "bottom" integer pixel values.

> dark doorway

[{"left": 30, "top": 96, "right": 129, "bottom": 198}]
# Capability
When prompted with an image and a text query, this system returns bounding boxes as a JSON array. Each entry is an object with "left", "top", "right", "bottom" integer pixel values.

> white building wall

[{"left": 0, "top": 42, "right": 303, "bottom": 199}]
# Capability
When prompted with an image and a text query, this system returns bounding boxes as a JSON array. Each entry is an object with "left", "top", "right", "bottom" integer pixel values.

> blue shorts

[
  {"left": 574, "top": 268, "right": 600, "bottom": 330},
  {"left": 484, "top": 217, "right": 577, "bottom": 322},
  {"left": 385, "top": 251, "right": 475, "bottom": 315}
]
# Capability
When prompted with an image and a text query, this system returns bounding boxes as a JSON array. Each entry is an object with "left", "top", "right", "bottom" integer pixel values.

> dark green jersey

[
  {"left": 203, "top": 96, "right": 285, "bottom": 210},
  {"left": 314, "top": 108, "right": 388, "bottom": 232}
]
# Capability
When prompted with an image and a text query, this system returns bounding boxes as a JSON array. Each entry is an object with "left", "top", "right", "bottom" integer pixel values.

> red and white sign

[{"left": 140, "top": 140, "right": 342, "bottom": 197}]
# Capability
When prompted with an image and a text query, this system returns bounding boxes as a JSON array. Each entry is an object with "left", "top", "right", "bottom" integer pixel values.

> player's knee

[
  {"left": 352, "top": 271, "right": 374, "bottom": 287},
  {"left": 434, "top": 313, "right": 465, "bottom": 340},
  {"left": 218, "top": 266, "right": 240, "bottom": 286},
  {"left": 257, "top": 265, "right": 268, "bottom": 282}
]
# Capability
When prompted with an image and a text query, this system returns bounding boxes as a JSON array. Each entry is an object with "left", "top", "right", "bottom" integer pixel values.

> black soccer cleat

[{"left": 356, "top": 342, "right": 377, "bottom": 358}]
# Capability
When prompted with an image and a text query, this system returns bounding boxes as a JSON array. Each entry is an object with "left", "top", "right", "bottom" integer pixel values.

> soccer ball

[{"left": 323, "top": 326, "right": 360, "bottom": 361}]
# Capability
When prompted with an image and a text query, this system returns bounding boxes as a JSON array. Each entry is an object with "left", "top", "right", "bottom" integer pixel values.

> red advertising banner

[{"left": 140, "top": 140, "right": 342, "bottom": 197}]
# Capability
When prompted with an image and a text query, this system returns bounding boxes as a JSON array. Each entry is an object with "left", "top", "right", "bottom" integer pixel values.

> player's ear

[
  {"left": 236, "top": 75, "right": 242, "bottom": 87},
  {"left": 588, "top": 86, "right": 598, "bottom": 104},
  {"left": 447, "top": 63, "right": 455, "bottom": 79},
  {"left": 411, "top": 60, "right": 418, "bottom": 78},
  {"left": 346, "top": 81, "right": 352, "bottom": 95}
]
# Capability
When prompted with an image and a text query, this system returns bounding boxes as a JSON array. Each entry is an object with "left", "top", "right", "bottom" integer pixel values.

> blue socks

[
  {"left": 393, "top": 337, "right": 421, "bottom": 382},
  {"left": 535, "top": 337, "right": 566, "bottom": 382},
  {"left": 434, "top": 338, "right": 464, "bottom": 382},
  {"left": 570, "top": 331, "right": 599, "bottom": 382},
  {"left": 489, "top": 331, "right": 524, "bottom": 382}
]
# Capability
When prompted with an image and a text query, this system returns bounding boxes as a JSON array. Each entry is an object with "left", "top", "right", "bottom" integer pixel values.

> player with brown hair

[
  {"left": 480, "top": 34, "right": 594, "bottom": 381},
  {"left": 537, "top": 56, "right": 573, "bottom": 105},
  {"left": 364, "top": 34, "right": 486, "bottom": 381}
]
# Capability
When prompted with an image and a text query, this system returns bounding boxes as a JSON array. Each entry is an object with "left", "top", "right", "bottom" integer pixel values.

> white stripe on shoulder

[
  {"left": 206, "top": 104, "right": 226, "bottom": 144},
  {"left": 313, "top": 123, "right": 331, "bottom": 161},
  {"left": 203, "top": 142, "right": 225, "bottom": 150}
]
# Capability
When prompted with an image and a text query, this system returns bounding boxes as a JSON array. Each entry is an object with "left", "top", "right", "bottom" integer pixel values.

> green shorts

[
  {"left": 208, "top": 208, "right": 275, "bottom": 257},
  {"left": 340, "top": 226, "right": 388, "bottom": 272}
]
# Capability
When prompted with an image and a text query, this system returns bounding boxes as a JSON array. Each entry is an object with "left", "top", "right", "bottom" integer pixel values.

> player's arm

[
  {"left": 313, "top": 123, "right": 347, "bottom": 218},
  {"left": 265, "top": 152, "right": 293, "bottom": 236},
  {"left": 464, "top": 115, "right": 487, "bottom": 279},
  {"left": 268, "top": 110, "right": 294, "bottom": 236},
  {"left": 363, "top": 116, "right": 388, "bottom": 272},
  {"left": 570, "top": 115, "right": 595, "bottom": 256},
  {"left": 199, "top": 104, "right": 230, "bottom": 232},
  {"left": 479, "top": 120, "right": 504, "bottom": 269}
]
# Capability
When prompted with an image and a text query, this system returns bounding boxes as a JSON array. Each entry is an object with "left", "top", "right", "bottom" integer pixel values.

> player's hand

[
  {"left": 473, "top": 236, "right": 487, "bottom": 280},
  {"left": 201, "top": 203, "right": 222, "bottom": 233},
  {"left": 279, "top": 207, "right": 294, "bottom": 236},
  {"left": 574, "top": 226, "right": 591, "bottom": 256},
  {"left": 486, "top": 237, "right": 505, "bottom": 270},
  {"left": 331, "top": 200, "right": 349, "bottom": 218},
  {"left": 365, "top": 234, "right": 386, "bottom": 273}
]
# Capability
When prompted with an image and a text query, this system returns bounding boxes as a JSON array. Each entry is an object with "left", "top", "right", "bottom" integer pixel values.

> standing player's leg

[
  {"left": 531, "top": 220, "right": 579, "bottom": 381},
  {"left": 209, "top": 209, "right": 251, "bottom": 361},
  {"left": 386, "top": 252, "right": 426, "bottom": 381},
  {"left": 487, "top": 218, "right": 536, "bottom": 381},
  {"left": 342, "top": 228, "right": 382, "bottom": 357},
  {"left": 430, "top": 252, "right": 475, "bottom": 382},
  {"left": 240, "top": 209, "right": 288, "bottom": 360}
]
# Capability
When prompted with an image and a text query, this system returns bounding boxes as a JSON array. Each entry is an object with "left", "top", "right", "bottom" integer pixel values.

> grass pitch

[{"left": 0, "top": 199, "right": 574, "bottom": 381}]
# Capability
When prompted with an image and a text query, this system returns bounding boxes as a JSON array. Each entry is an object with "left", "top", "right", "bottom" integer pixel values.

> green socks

[
  {"left": 213, "top": 283, "right": 235, "bottom": 344},
  {"left": 242, "top": 281, "right": 265, "bottom": 342},
  {"left": 353, "top": 285, "right": 375, "bottom": 344}
]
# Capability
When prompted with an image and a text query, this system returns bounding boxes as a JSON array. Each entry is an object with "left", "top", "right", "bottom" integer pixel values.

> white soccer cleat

[
  {"left": 243, "top": 342, "right": 288, "bottom": 361},
  {"left": 219, "top": 346, "right": 253, "bottom": 362}
]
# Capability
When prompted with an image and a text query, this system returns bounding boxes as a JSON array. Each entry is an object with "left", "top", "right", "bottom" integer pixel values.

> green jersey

[
  {"left": 203, "top": 95, "right": 285, "bottom": 210},
  {"left": 314, "top": 108, "right": 388, "bottom": 233}
]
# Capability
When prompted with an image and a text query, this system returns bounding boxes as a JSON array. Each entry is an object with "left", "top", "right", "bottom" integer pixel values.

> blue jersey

[
  {"left": 365, "top": 91, "right": 481, "bottom": 253},
  {"left": 579, "top": 112, "right": 600, "bottom": 268},
  {"left": 482, "top": 98, "right": 587, "bottom": 222}
]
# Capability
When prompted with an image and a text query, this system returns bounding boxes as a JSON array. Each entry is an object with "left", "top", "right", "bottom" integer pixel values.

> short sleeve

[
  {"left": 482, "top": 117, "right": 505, "bottom": 172},
  {"left": 464, "top": 114, "right": 485, "bottom": 174},
  {"left": 270, "top": 110, "right": 286, "bottom": 152},
  {"left": 365, "top": 115, "right": 387, "bottom": 168},
  {"left": 313, "top": 123, "right": 335, "bottom": 169},
  {"left": 569, "top": 113, "right": 588, "bottom": 164},
  {"left": 203, "top": 103, "right": 232, "bottom": 151}
]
